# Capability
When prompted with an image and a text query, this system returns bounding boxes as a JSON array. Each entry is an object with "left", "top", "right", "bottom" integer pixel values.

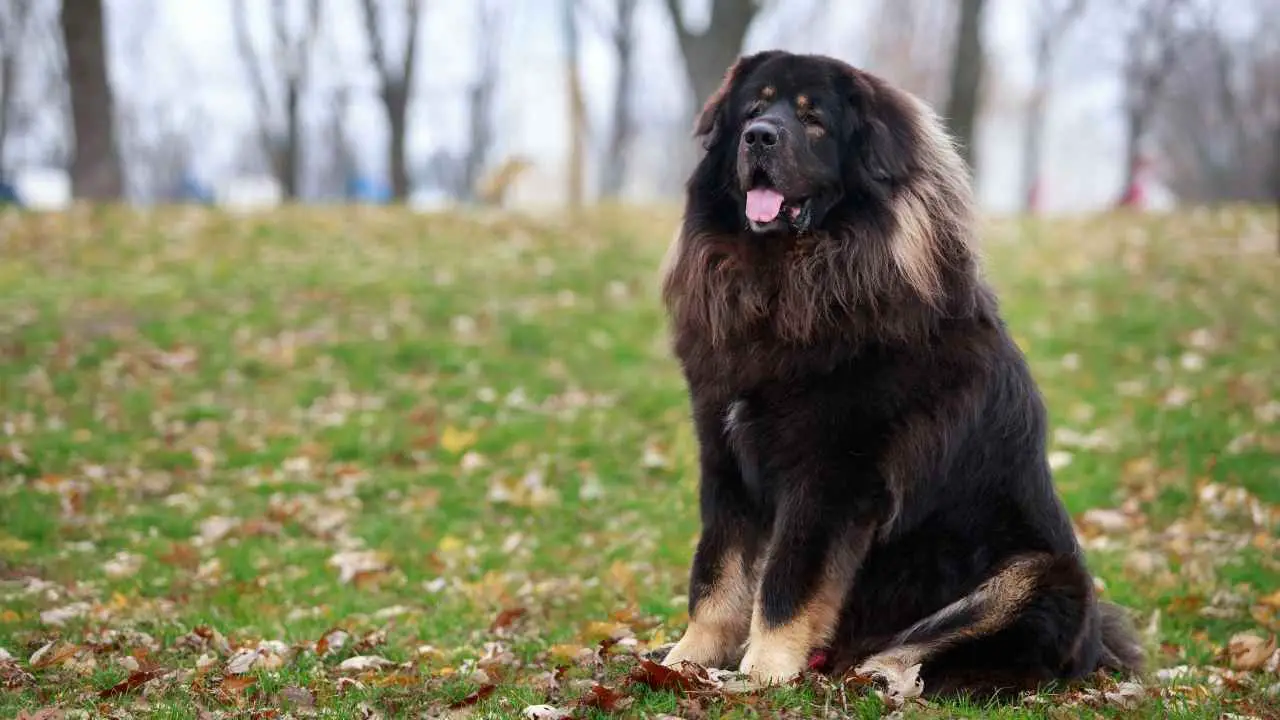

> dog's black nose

[{"left": 743, "top": 120, "right": 779, "bottom": 149}]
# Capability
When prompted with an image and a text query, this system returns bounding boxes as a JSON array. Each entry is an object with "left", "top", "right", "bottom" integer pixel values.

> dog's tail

[{"left": 1097, "top": 600, "right": 1146, "bottom": 676}]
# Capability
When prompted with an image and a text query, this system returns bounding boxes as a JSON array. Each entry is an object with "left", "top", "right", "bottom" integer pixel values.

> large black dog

[{"left": 658, "top": 51, "right": 1145, "bottom": 699}]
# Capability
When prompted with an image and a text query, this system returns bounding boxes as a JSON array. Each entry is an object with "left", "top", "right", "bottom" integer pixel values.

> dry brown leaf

[
  {"left": 449, "top": 682, "right": 496, "bottom": 708},
  {"left": 337, "top": 655, "right": 395, "bottom": 673},
  {"left": 522, "top": 705, "right": 571, "bottom": 720},
  {"left": 489, "top": 606, "right": 528, "bottom": 633},
  {"left": 578, "top": 683, "right": 632, "bottom": 712},
  {"left": 1227, "top": 632, "right": 1277, "bottom": 671},
  {"left": 98, "top": 667, "right": 164, "bottom": 699},
  {"left": 279, "top": 685, "right": 316, "bottom": 708}
]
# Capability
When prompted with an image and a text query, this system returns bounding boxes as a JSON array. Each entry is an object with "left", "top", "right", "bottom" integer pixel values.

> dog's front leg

[
  {"left": 663, "top": 399, "right": 763, "bottom": 670},
  {"left": 739, "top": 508, "right": 875, "bottom": 685}
]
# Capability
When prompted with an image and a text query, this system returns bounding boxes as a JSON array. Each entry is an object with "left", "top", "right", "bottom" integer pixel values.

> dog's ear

[
  {"left": 693, "top": 50, "right": 784, "bottom": 150},
  {"left": 843, "top": 71, "right": 913, "bottom": 192}
]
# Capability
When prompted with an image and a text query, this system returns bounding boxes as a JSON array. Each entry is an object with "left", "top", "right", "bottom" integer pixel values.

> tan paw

[
  {"left": 854, "top": 652, "right": 924, "bottom": 703},
  {"left": 738, "top": 641, "right": 806, "bottom": 685},
  {"left": 662, "top": 625, "right": 736, "bottom": 669}
]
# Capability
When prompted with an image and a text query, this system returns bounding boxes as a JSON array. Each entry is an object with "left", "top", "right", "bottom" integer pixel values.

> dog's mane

[{"left": 661, "top": 60, "right": 986, "bottom": 372}]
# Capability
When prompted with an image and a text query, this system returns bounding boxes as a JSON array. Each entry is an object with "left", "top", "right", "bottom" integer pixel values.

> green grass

[{"left": 1, "top": 204, "right": 1277, "bottom": 719}]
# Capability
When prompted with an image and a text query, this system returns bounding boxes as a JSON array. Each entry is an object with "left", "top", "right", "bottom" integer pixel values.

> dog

[{"left": 658, "top": 50, "right": 1145, "bottom": 700}]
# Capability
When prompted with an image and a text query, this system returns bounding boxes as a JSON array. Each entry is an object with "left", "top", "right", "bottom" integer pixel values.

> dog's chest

[{"left": 724, "top": 398, "right": 765, "bottom": 499}]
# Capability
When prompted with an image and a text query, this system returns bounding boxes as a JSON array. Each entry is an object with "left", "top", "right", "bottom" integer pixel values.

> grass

[{"left": 0, "top": 203, "right": 1277, "bottom": 719}]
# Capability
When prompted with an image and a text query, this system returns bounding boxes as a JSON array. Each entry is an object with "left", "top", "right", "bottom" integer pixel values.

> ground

[{"left": 0, "top": 204, "right": 1277, "bottom": 719}]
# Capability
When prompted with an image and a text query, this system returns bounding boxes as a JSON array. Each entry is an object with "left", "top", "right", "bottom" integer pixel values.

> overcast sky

[{"left": 93, "top": 0, "right": 1153, "bottom": 212}]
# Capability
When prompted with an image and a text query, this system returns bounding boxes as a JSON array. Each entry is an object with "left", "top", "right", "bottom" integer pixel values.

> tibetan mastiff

[{"left": 658, "top": 50, "right": 1145, "bottom": 700}]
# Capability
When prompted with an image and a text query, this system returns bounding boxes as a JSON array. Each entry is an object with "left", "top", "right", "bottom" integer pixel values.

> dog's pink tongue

[{"left": 746, "top": 188, "right": 785, "bottom": 223}]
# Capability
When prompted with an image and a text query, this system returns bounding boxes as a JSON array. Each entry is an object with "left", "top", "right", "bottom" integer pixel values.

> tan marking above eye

[
  {"left": 795, "top": 94, "right": 809, "bottom": 109},
  {"left": 761, "top": 86, "right": 776, "bottom": 100}
]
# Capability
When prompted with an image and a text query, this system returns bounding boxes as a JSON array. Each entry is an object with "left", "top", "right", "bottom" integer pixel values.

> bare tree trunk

[
  {"left": 358, "top": 0, "right": 421, "bottom": 201},
  {"left": 944, "top": 0, "right": 986, "bottom": 173},
  {"left": 461, "top": 0, "right": 498, "bottom": 202},
  {"left": 60, "top": 0, "right": 123, "bottom": 200},
  {"left": 600, "top": 0, "right": 637, "bottom": 199},
  {"left": 1021, "top": 70, "right": 1047, "bottom": 212},
  {"left": 0, "top": 54, "right": 14, "bottom": 179},
  {"left": 283, "top": 80, "right": 301, "bottom": 200},
  {"left": 564, "top": 0, "right": 586, "bottom": 209},
  {"left": 1020, "top": 0, "right": 1086, "bottom": 213},
  {"left": 663, "top": 0, "right": 758, "bottom": 118},
  {"left": 387, "top": 85, "right": 409, "bottom": 199}
]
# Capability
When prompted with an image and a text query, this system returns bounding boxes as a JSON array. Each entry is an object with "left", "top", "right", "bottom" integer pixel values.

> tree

[
  {"left": 865, "top": 0, "right": 956, "bottom": 109},
  {"left": 662, "top": 0, "right": 764, "bottom": 126},
  {"left": 579, "top": 0, "right": 639, "bottom": 199},
  {"left": 232, "top": 0, "right": 323, "bottom": 201},
  {"left": 1152, "top": 2, "right": 1280, "bottom": 205},
  {"left": 563, "top": 0, "right": 586, "bottom": 209},
  {"left": 60, "top": 0, "right": 124, "bottom": 200},
  {"left": 943, "top": 0, "right": 987, "bottom": 173},
  {"left": 357, "top": 0, "right": 422, "bottom": 201},
  {"left": 1115, "top": 0, "right": 1190, "bottom": 207},
  {"left": 0, "top": 0, "right": 37, "bottom": 179},
  {"left": 462, "top": 0, "right": 501, "bottom": 203},
  {"left": 1021, "top": 0, "right": 1087, "bottom": 212}
]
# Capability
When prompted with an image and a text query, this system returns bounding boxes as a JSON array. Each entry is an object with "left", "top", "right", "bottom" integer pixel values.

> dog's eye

[
  {"left": 800, "top": 114, "right": 823, "bottom": 127},
  {"left": 745, "top": 105, "right": 763, "bottom": 120}
]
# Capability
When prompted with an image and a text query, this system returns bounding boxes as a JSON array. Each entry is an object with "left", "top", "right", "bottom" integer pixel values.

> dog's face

[{"left": 692, "top": 51, "right": 916, "bottom": 236}]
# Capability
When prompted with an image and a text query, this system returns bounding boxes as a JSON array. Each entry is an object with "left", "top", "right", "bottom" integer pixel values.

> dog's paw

[
  {"left": 853, "top": 653, "right": 924, "bottom": 705},
  {"left": 738, "top": 643, "right": 806, "bottom": 686},
  {"left": 661, "top": 629, "right": 732, "bottom": 670}
]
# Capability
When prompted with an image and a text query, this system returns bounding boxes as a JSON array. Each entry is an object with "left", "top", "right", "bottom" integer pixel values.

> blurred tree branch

[
  {"left": 662, "top": 0, "right": 766, "bottom": 123},
  {"left": 357, "top": 0, "right": 422, "bottom": 201},
  {"left": 1116, "top": 0, "right": 1190, "bottom": 206},
  {"left": 0, "top": 0, "right": 36, "bottom": 178},
  {"left": 232, "top": 0, "right": 322, "bottom": 200},
  {"left": 577, "top": 0, "right": 638, "bottom": 199},
  {"left": 1021, "top": 0, "right": 1087, "bottom": 212},
  {"left": 944, "top": 0, "right": 987, "bottom": 173}
]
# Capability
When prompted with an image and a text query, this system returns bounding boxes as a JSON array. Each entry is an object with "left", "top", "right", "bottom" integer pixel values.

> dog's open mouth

[{"left": 745, "top": 171, "right": 807, "bottom": 229}]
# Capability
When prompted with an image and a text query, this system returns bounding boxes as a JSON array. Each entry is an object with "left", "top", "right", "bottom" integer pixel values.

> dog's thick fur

[{"left": 659, "top": 51, "right": 1145, "bottom": 700}]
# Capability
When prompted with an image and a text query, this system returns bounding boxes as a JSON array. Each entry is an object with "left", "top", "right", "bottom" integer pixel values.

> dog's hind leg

[{"left": 852, "top": 552, "right": 1094, "bottom": 699}]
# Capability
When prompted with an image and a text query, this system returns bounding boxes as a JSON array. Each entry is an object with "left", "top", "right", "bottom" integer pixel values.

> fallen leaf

[
  {"left": 338, "top": 655, "right": 395, "bottom": 672},
  {"left": 440, "top": 425, "right": 478, "bottom": 454},
  {"left": 628, "top": 659, "right": 715, "bottom": 693},
  {"left": 226, "top": 648, "right": 262, "bottom": 675},
  {"left": 98, "top": 668, "right": 163, "bottom": 699},
  {"left": 279, "top": 686, "right": 315, "bottom": 708},
  {"left": 29, "top": 642, "right": 85, "bottom": 669},
  {"left": 522, "top": 705, "right": 571, "bottom": 720},
  {"left": 489, "top": 606, "right": 527, "bottom": 633},
  {"left": 578, "top": 683, "right": 632, "bottom": 712},
  {"left": 316, "top": 628, "right": 350, "bottom": 656},
  {"left": 39, "top": 602, "right": 91, "bottom": 627},
  {"left": 328, "top": 550, "right": 391, "bottom": 584},
  {"left": 448, "top": 683, "right": 495, "bottom": 708},
  {"left": 217, "top": 674, "right": 257, "bottom": 704},
  {"left": 1226, "top": 632, "right": 1276, "bottom": 671},
  {"left": 16, "top": 710, "right": 64, "bottom": 720}
]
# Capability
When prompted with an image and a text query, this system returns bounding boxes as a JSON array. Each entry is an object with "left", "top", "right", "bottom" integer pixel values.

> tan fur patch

[
  {"left": 858, "top": 553, "right": 1052, "bottom": 673},
  {"left": 738, "top": 550, "right": 849, "bottom": 684},
  {"left": 663, "top": 550, "right": 753, "bottom": 669},
  {"left": 795, "top": 94, "right": 809, "bottom": 110},
  {"left": 761, "top": 85, "right": 776, "bottom": 100}
]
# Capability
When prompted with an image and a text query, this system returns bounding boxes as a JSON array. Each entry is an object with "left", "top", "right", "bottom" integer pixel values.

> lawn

[{"left": 1, "top": 204, "right": 1277, "bottom": 719}]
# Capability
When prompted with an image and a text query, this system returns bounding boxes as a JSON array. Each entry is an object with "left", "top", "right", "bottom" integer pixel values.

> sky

[{"left": 95, "top": 0, "right": 1145, "bottom": 212}]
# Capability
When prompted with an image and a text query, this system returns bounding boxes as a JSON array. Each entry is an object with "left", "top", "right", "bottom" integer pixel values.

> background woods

[
  {"left": 2, "top": 1, "right": 1278, "bottom": 718},
  {"left": 0, "top": 0, "right": 1275, "bottom": 211}
]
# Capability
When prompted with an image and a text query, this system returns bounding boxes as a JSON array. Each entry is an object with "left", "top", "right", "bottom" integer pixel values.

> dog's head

[{"left": 691, "top": 51, "right": 924, "bottom": 236}]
